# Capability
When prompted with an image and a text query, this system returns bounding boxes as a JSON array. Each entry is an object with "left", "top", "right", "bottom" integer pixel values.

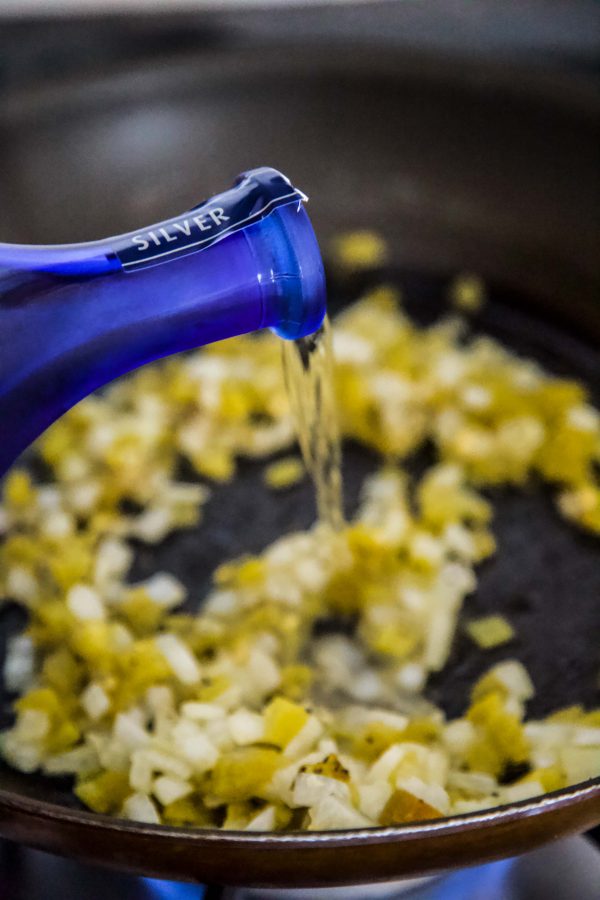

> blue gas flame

[
  {"left": 425, "top": 857, "right": 515, "bottom": 900},
  {"left": 141, "top": 877, "right": 206, "bottom": 900}
]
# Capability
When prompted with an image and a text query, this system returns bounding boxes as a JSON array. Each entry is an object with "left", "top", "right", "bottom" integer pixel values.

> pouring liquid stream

[{"left": 282, "top": 316, "right": 344, "bottom": 530}]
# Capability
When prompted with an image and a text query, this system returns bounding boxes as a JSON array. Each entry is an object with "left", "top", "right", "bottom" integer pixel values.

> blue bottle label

[{"left": 114, "top": 168, "right": 307, "bottom": 273}]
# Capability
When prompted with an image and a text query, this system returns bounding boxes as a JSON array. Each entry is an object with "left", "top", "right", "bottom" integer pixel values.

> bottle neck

[{"left": 0, "top": 169, "right": 325, "bottom": 476}]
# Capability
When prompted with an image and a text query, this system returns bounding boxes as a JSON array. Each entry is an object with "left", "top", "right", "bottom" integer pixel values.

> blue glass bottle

[{"left": 0, "top": 168, "right": 326, "bottom": 477}]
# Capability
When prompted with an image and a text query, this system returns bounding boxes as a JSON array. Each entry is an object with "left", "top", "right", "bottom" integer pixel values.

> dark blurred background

[{"left": 0, "top": 0, "right": 599, "bottom": 90}]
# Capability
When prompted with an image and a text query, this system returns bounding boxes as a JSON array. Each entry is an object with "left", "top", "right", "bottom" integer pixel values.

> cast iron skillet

[{"left": 0, "top": 45, "right": 598, "bottom": 887}]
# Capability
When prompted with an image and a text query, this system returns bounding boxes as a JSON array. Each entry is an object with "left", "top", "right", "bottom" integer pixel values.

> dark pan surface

[
  {"left": 1, "top": 269, "right": 599, "bottom": 737},
  {"left": 0, "top": 44, "right": 598, "bottom": 886}
]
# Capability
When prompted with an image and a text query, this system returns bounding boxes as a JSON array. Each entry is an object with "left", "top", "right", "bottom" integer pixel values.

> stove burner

[
  {"left": 1, "top": 836, "right": 598, "bottom": 899},
  {"left": 209, "top": 859, "right": 517, "bottom": 900}
]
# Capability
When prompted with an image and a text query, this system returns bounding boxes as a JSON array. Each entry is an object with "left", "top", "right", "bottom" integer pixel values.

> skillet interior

[{"left": 0, "top": 44, "right": 598, "bottom": 886}]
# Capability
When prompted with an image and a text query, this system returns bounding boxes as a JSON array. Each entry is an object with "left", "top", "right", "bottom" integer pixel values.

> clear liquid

[{"left": 282, "top": 316, "right": 344, "bottom": 530}]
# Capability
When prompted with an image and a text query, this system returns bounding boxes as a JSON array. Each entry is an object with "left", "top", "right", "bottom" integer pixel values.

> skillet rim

[{"left": 0, "top": 776, "right": 598, "bottom": 845}]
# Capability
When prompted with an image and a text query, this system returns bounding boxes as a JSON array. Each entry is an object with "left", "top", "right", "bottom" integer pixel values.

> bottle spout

[
  {"left": 258, "top": 200, "right": 327, "bottom": 341},
  {"left": 0, "top": 168, "right": 326, "bottom": 476}
]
